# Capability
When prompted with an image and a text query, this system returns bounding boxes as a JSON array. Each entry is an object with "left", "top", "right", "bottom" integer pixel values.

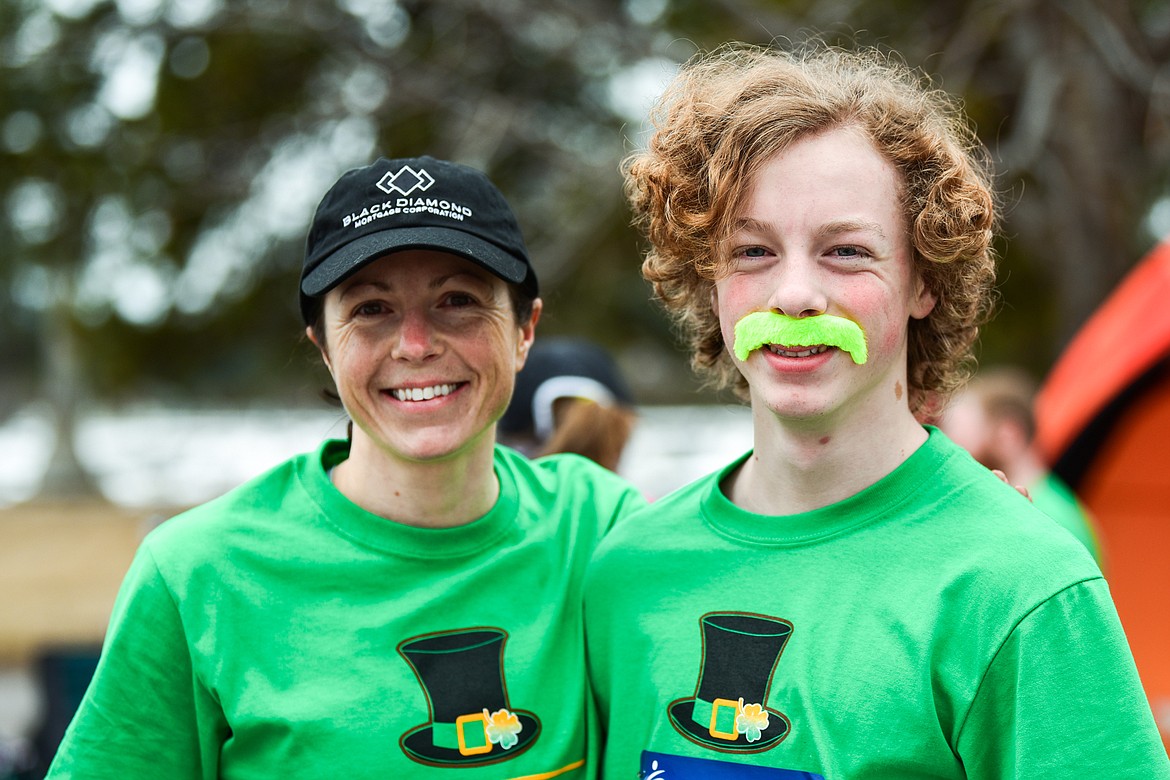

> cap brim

[{"left": 301, "top": 226, "right": 531, "bottom": 298}]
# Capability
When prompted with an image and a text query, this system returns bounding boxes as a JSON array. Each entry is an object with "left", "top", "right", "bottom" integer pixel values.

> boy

[{"left": 584, "top": 44, "right": 1169, "bottom": 777}]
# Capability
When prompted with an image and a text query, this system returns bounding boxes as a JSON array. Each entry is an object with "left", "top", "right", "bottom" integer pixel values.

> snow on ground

[{"left": 0, "top": 404, "right": 754, "bottom": 508}]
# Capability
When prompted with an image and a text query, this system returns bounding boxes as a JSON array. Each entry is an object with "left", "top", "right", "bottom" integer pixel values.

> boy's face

[{"left": 712, "top": 125, "right": 936, "bottom": 427}]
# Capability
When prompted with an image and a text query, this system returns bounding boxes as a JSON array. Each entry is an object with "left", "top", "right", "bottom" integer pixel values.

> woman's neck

[{"left": 331, "top": 433, "right": 500, "bottom": 529}]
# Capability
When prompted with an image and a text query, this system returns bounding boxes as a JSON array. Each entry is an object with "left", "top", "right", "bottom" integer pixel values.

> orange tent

[{"left": 1036, "top": 239, "right": 1170, "bottom": 746}]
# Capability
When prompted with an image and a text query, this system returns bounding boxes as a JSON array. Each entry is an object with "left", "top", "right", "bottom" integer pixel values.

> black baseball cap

[
  {"left": 299, "top": 156, "right": 538, "bottom": 323},
  {"left": 499, "top": 337, "right": 635, "bottom": 440}
]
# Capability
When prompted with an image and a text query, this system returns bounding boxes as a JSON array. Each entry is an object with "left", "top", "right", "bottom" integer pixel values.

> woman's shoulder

[
  {"left": 495, "top": 445, "right": 648, "bottom": 528},
  {"left": 142, "top": 448, "right": 321, "bottom": 558},
  {"left": 497, "top": 444, "right": 637, "bottom": 493}
]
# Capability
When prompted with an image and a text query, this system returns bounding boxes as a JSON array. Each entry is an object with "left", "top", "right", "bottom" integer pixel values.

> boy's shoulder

[
  {"left": 899, "top": 431, "right": 1103, "bottom": 589},
  {"left": 592, "top": 456, "right": 731, "bottom": 555}
]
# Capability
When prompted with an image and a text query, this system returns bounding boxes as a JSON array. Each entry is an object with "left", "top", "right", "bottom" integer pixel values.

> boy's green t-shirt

[
  {"left": 584, "top": 428, "right": 1169, "bottom": 779},
  {"left": 1027, "top": 470, "right": 1104, "bottom": 566},
  {"left": 48, "top": 440, "right": 645, "bottom": 780}
]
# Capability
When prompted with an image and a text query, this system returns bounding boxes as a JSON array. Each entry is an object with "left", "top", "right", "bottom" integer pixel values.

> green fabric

[
  {"left": 732, "top": 311, "right": 867, "bottom": 364},
  {"left": 1028, "top": 470, "right": 1104, "bottom": 567},
  {"left": 48, "top": 440, "right": 645, "bottom": 780},
  {"left": 584, "top": 428, "right": 1168, "bottom": 779}
]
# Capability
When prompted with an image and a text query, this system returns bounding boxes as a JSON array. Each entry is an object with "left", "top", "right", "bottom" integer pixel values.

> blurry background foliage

[{"left": 6, "top": 0, "right": 1170, "bottom": 477}]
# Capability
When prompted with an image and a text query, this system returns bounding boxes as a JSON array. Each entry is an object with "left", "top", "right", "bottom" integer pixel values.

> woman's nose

[{"left": 391, "top": 309, "right": 440, "bottom": 361}]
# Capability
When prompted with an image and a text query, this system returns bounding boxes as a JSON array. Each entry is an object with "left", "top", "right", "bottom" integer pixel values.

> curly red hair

[{"left": 626, "top": 43, "right": 998, "bottom": 411}]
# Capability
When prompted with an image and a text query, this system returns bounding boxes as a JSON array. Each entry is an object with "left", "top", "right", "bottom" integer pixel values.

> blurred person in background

[
  {"left": 498, "top": 337, "right": 637, "bottom": 472},
  {"left": 584, "top": 42, "right": 1168, "bottom": 777},
  {"left": 938, "top": 366, "right": 1105, "bottom": 568},
  {"left": 46, "top": 156, "right": 645, "bottom": 779}
]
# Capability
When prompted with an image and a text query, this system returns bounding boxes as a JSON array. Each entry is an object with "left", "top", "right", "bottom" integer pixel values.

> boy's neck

[{"left": 726, "top": 404, "right": 928, "bottom": 516}]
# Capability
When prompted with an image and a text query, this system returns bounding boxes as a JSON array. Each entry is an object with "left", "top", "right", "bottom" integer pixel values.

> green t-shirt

[
  {"left": 48, "top": 440, "right": 645, "bottom": 780},
  {"left": 584, "top": 428, "right": 1168, "bottom": 779},
  {"left": 1028, "top": 470, "right": 1104, "bottom": 567}
]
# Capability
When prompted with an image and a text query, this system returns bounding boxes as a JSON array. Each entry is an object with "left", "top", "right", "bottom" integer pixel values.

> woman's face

[{"left": 309, "top": 249, "right": 539, "bottom": 466}]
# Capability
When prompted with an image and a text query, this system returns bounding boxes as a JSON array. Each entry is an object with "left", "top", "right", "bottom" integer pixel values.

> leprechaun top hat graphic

[
  {"left": 667, "top": 612, "right": 794, "bottom": 753},
  {"left": 398, "top": 627, "right": 541, "bottom": 767}
]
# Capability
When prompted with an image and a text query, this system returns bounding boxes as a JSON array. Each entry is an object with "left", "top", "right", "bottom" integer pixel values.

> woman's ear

[
  {"left": 516, "top": 298, "right": 542, "bottom": 371},
  {"left": 306, "top": 325, "right": 333, "bottom": 374}
]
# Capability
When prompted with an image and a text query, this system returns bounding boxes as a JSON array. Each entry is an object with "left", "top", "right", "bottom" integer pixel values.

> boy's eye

[{"left": 831, "top": 246, "right": 866, "bottom": 258}]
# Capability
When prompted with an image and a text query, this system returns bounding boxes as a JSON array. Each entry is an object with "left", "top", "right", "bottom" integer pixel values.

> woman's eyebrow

[
  {"left": 428, "top": 271, "right": 493, "bottom": 290},
  {"left": 337, "top": 280, "right": 391, "bottom": 300}
]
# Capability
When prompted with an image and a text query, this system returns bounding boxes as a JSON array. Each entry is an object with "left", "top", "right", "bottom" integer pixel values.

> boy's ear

[{"left": 910, "top": 276, "right": 937, "bottom": 320}]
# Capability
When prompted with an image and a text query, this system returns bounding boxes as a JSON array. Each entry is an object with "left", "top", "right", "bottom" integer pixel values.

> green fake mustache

[{"left": 732, "top": 311, "right": 868, "bottom": 364}]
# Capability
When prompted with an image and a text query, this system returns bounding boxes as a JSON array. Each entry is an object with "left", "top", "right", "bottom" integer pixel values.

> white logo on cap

[{"left": 377, "top": 165, "right": 435, "bottom": 196}]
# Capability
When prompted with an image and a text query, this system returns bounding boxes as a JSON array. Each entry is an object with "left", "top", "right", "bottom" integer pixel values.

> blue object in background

[{"left": 641, "top": 750, "right": 824, "bottom": 779}]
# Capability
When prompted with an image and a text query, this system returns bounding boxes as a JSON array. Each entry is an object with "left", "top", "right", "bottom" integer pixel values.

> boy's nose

[{"left": 765, "top": 258, "right": 827, "bottom": 318}]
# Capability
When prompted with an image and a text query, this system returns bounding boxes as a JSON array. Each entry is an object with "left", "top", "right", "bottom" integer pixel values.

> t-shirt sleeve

[
  {"left": 556, "top": 452, "right": 648, "bottom": 536},
  {"left": 608, "top": 479, "right": 649, "bottom": 532},
  {"left": 46, "top": 542, "right": 224, "bottom": 779},
  {"left": 956, "top": 577, "right": 1170, "bottom": 779}
]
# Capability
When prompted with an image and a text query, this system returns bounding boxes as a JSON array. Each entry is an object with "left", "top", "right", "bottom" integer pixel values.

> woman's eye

[
  {"left": 444, "top": 292, "right": 478, "bottom": 307},
  {"left": 738, "top": 246, "right": 768, "bottom": 258},
  {"left": 353, "top": 301, "right": 387, "bottom": 317}
]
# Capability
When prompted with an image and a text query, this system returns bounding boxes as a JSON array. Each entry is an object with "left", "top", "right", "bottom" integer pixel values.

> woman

[{"left": 48, "top": 156, "right": 645, "bottom": 779}]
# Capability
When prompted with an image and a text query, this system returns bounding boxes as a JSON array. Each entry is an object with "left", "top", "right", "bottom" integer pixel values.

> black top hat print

[
  {"left": 398, "top": 627, "right": 541, "bottom": 767},
  {"left": 668, "top": 612, "right": 794, "bottom": 753}
]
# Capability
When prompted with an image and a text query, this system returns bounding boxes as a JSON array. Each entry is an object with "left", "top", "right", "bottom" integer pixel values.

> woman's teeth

[
  {"left": 767, "top": 344, "right": 831, "bottom": 358},
  {"left": 392, "top": 384, "right": 456, "bottom": 402}
]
